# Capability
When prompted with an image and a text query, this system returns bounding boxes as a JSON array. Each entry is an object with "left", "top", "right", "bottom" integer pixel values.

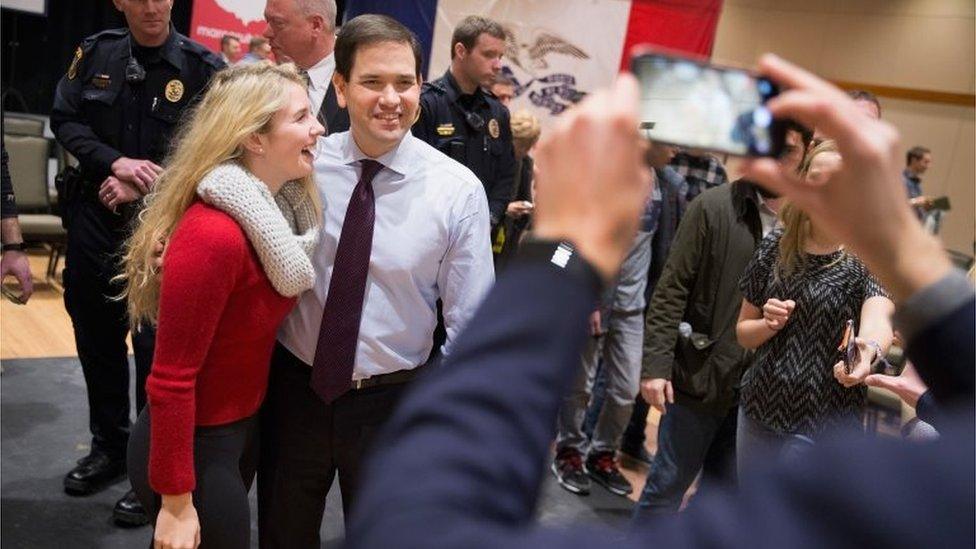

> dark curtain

[{"left": 1, "top": 2, "right": 193, "bottom": 115}]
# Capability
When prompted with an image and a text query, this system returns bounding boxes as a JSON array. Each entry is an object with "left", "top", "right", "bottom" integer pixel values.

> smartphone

[
  {"left": 1, "top": 284, "right": 26, "bottom": 305},
  {"left": 630, "top": 49, "right": 785, "bottom": 157},
  {"left": 838, "top": 319, "right": 859, "bottom": 374},
  {"left": 929, "top": 196, "right": 951, "bottom": 211}
]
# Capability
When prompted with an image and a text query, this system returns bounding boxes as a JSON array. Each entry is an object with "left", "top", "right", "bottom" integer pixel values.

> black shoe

[
  {"left": 551, "top": 447, "right": 591, "bottom": 495},
  {"left": 619, "top": 444, "right": 653, "bottom": 467},
  {"left": 63, "top": 452, "right": 126, "bottom": 495},
  {"left": 113, "top": 490, "right": 149, "bottom": 527},
  {"left": 586, "top": 451, "right": 632, "bottom": 497}
]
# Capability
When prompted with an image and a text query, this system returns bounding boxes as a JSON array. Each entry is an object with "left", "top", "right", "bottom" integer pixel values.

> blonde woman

[
  {"left": 735, "top": 140, "right": 894, "bottom": 477},
  {"left": 121, "top": 62, "right": 323, "bottom": 548}
]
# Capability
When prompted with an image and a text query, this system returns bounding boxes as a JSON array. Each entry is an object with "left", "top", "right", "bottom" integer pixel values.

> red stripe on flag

[{"left": 619, "top": 0, "right": 724, "bottom": 71}]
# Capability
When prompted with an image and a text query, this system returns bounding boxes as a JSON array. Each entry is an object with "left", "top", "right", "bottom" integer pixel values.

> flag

[{"left": 345, "top": 0, "right": 723, "bottom": 126}]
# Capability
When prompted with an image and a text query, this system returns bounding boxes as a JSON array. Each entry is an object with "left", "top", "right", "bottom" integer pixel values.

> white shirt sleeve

[{"left": 437, "top": 183, "right": 495, "bottom": 356}]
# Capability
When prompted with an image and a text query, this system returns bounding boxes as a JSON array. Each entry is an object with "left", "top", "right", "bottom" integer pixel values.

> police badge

[
  {"left": 488, "top": 118, "right": 500, "bottom": 139},
  {"left": 68, "top": 47, "right": 83, "bottom": 80}
]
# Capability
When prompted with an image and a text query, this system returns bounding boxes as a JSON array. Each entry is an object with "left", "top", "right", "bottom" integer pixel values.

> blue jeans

[
  {"left": 735, "top": 408, "right": 815, "bottom": 485},
  {"left": 633, "top": 402, "right": 737, "bottom": 517}
]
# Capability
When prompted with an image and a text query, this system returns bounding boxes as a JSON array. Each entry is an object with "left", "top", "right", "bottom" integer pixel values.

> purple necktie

[{"left": 310, "top": 159, "right": 384, "bottom": 404}]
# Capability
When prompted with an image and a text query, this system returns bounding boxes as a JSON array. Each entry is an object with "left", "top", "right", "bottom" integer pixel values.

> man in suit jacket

[
  {"left": 263, "top": 0, "right": 349, "bottom": 134},
  {"left": 344, "top": 59, "right": 974, "bottom": 549}
]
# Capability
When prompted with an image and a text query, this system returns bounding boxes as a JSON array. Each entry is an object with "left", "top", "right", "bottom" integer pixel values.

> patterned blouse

[{"left": 739, "top": 230, "right": 888, "bottom": 437}]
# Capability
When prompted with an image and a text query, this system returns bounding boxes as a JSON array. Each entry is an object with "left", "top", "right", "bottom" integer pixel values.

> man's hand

[
  {"left": 0, "top": 249, "right": 33, "bottom": 303},
  {"left": 909, "top": 196, "right": 933, "bottom": 210},
  {"left": 99, "top": 176, "right": 143, "bottom": 210},
  {"left": 532, "top": 74, "right": 648, "bottom": 282},
  {"left": 640, "top": 378, "right": 674, "bottom": 414},
  {"left": 588, "top": 310, "right": 602, "bottom": 337},
  {"left": 111, "top": 156, "right": 162, "bottom": 194},
  {"left": 506, "top": 200, "right": 534, "bottom": 218},
  {"left": 742, "top": 54, "right": 951, "bottom": 301},
  {"left": 865, "top": 362, "right": 928, "bottom": 408},
  {"left": 762, "top": 298, "right": 795, "bottom": 331}
]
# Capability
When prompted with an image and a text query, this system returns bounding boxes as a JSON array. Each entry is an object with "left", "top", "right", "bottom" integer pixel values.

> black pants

[
  {"left": 128, "top": 407, "right": 259, "bottom": 549},
  {"left": 622, "top": 394, "right": 651, "bottom": 451},
  {"left": 257, "top": 343, "right": 407, "bottom": 548},
  {"left": 64, "top": 200, "right": 155, "bottom": 460}
]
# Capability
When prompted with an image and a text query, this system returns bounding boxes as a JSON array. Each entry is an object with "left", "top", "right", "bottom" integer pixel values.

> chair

[
  {"left": 4, "top": 133, "right": 67, "bottom": 282},
  {"left": 3, "top": 114, "right": 45, "bottom": 137}
]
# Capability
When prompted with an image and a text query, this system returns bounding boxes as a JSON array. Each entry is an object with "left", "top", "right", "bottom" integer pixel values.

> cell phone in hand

[
  {"left": 630, "top": 48, "right": 786, "bottom": 157},
  {"left": 1, "top": 284, "right": 26, "bottom": 305},
  {"left": 838, "top": 319, "right": 859, "bottom": 374},
  {"left": 929, "top": 196, "right": 951, "bottom": 211}
]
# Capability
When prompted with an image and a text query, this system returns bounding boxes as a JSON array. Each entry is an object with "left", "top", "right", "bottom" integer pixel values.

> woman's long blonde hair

[
  {"left": 119, "top": 62, "right": 320, "bottom": 325},
  {"left": 776, "top": 139, "right": 843, "bottom": 279}
]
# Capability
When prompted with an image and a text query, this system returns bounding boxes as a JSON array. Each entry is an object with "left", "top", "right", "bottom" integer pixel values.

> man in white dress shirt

[
  {"left": 257, "top": 14, "right": 495, "bottom": 548},
  {"left": 263, "top": 0, "right": 349, "bottom": 133}
]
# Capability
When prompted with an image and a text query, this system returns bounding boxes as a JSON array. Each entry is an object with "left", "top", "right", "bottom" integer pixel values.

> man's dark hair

[
  {"left": 220, "top": 34, "right": 239, "bottom": 49},
  {"left": 907, "top": 146, "right": 931, "bottom": 165},
  {"left": 848, "top": 89, "right": 881, "bottom": 116},
  {"left": 784, "top": 119, "right": 813, "bottom": 151},
  {"left": 334, "top": 14, "right": 423, "bottom": 79},
  {"left": 450, "top": 15, "right": 506, "bottom": 59},
  {"left": 248, "top": 36, "right": 269, "bottom": 51}
]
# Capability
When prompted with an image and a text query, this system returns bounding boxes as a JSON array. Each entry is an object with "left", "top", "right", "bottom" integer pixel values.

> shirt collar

[
  {"left": 340, "top": 131, "right": 414, "bottom": 176},
  {"left": 115, "top": 25, "right": 183, "bottom": 71},
  {"left": 903, "top": 168, "right": 921, "bottom": 182},
  {"left": 443, "top": 68, "right": 484, "bottom": 104},
  {"left": 306, "top": 52, "right": 336, "bottom": 92}
]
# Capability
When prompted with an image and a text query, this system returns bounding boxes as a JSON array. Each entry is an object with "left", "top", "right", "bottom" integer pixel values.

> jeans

[
  {"left": 557, "top": 231, "right": 651, "bottom": 455},
  {"left": 633, "top": 402, "right": 737, "bottom": 517},
  {"left": 735, "top": 408, "right": 814, "bottom": 485}
]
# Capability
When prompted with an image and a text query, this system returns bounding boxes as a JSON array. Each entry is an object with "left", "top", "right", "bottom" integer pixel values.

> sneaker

[
  {"left": 551, "top": 447, "right": 591, "bottom": 495},
  {"left": 619, "top": 444, "right": 653, "bottom": 467},
  {"left": 585, "top": 451, "right": 632, "bottom": 496}
]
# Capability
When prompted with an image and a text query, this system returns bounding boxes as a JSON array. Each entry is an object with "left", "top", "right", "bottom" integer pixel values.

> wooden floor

[{"left": 1, "top": 250, "right": 78, "bottom": 359}]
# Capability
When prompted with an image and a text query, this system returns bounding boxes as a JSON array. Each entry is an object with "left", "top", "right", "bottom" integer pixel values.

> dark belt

[{"left": 351, "top": 366, "right": 422, "bottom": 390}]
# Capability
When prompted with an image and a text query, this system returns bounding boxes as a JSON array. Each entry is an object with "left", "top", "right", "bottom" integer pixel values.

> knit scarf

[{"left": 196, "top": 162, "right": 319, "bottom": 297}]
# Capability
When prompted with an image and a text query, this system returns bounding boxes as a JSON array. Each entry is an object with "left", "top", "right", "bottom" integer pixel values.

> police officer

[
  {"left": 50, "top": 0, "right": 223, "bottom": 526},
  {"left": 413, "top": 15, "right": 516, "bottom": 229}
]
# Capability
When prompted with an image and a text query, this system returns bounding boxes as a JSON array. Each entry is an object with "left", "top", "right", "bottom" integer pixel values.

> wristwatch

[
  {"left": 2, "top": 242, "right": 26, "bottom": 253},
  {"left": 516, "top": 238, "right": 603, "bottom": 295}
]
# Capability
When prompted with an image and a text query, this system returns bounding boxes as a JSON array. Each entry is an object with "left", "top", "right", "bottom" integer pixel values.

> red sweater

[{"left": 147, "top": 202, "right": 295, "bottom": 494}]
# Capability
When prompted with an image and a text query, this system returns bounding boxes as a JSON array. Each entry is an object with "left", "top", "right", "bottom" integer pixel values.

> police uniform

[
  {"left": 50, "top": 26, "right": 223, "bottom": 473},
  {"left": 413, "top": 70, "right": 515, "bottom": 227}
]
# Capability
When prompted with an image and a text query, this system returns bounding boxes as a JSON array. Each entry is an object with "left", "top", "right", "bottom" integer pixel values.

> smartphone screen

[{"left": 631, "top": 51, "right": 784, "bottom": 157}]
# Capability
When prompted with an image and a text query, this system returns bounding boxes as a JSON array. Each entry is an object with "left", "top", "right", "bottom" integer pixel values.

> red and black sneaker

[
  {"left": 551, "top": 447, "right": 591, "bottom": 495},
  {"left": 585, "top": 451, "right": 632, "bottom": 497}
]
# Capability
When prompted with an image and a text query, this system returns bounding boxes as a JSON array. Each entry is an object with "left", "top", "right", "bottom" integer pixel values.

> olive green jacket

[{"left": 642, "top": 181, "right": 763, "bottom": 415}]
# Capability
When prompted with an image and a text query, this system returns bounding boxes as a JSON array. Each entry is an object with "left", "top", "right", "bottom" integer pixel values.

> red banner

[
  {"left": 619, "top": 0, "right": 724, "bottom": 70},
  {"left": 189, "top": 0, "right": 268, "bottom": 61}
]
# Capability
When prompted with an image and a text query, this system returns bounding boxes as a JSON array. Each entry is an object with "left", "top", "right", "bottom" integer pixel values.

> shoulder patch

[{"left": 67, "top": 46, "right": 83, "bottom": 80}]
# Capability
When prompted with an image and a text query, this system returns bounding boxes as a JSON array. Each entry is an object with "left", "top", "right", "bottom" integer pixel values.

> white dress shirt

[
  {"left": 305, "top": 52, "right": 336, "bottom": 119},
  {"left": 756, "top": 192, "right": 781, "bottom": 237},
  {"left": 278, "top": 131, "right": 495, "bottom": 379}
]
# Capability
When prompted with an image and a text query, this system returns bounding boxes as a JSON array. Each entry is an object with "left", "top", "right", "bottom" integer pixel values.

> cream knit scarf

[{"left": 196, "top": 162, "right": 319, "bottom": 297}]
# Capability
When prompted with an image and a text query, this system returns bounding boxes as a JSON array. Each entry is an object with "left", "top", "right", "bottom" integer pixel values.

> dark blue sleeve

[
  {"left": 346, "top": 261, "right": 619, "bottom": 549},
  {"left": 346, "top": 257, "right": 975, "bottom": 549},
  {"left": 904, "top": 297, "right": 975, "bottom": 417}
]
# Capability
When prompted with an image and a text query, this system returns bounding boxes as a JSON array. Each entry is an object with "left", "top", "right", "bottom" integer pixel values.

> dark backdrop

[
  {"left": 1, "top": 1, "right": 351, "bottom": 116},
  {"left": 1, "top": 2, "right": 191, "bottom": 115}
]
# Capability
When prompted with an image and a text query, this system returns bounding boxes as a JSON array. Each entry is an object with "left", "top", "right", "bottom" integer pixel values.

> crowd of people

[{"left": 0, "top": 0, "right": 971, "bottom": 548}]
